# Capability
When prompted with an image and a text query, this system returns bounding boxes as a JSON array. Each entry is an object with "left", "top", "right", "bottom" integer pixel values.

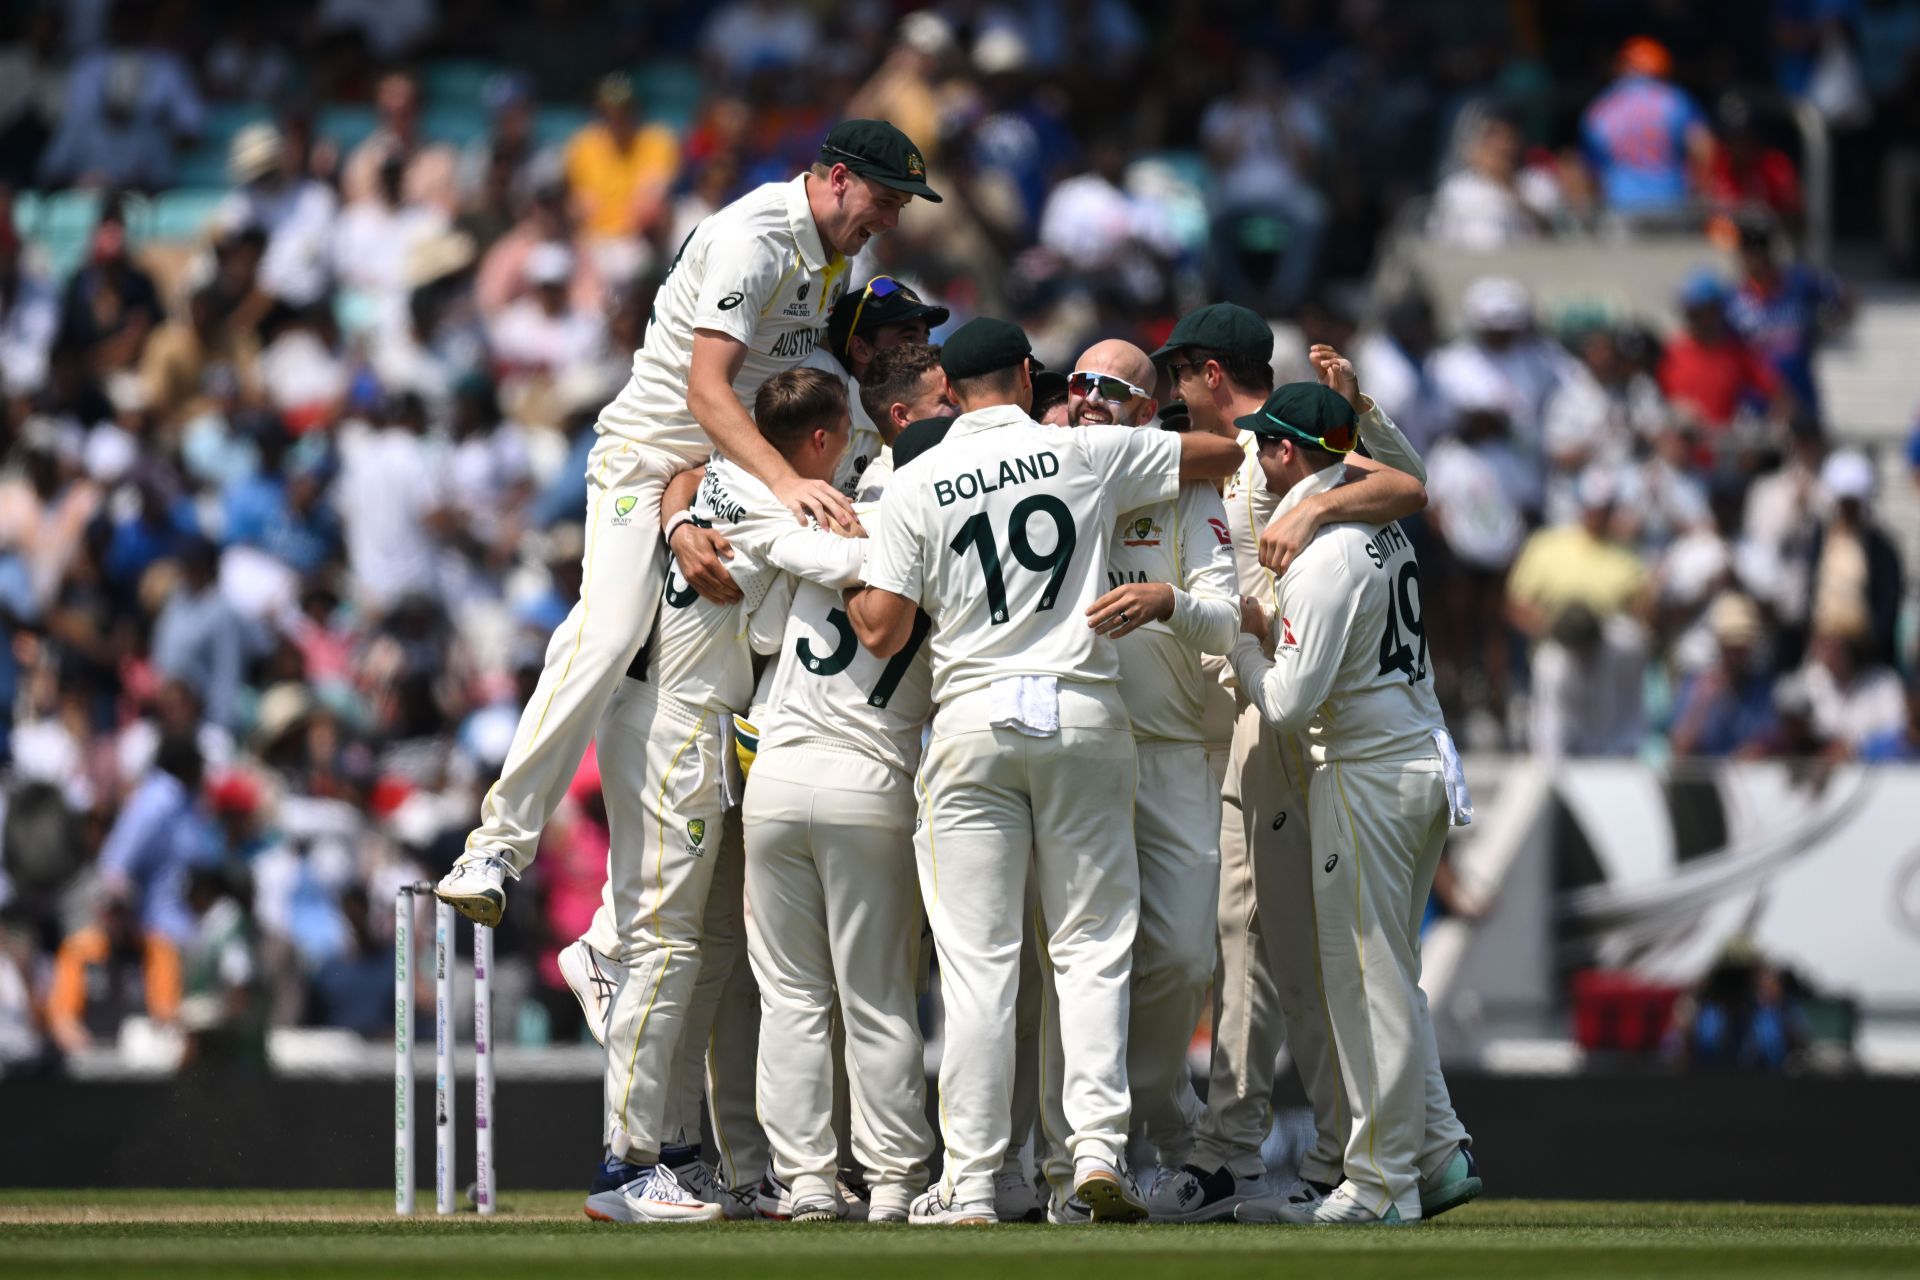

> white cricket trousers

[
  {"left": 917, "top": 681, "right": 1140, "bottom": 1204},
  {"left": 1308, "top": 757, "right": 1468, "bottom": 1219},
  {"left": 595, "top": 679, "right": 732, "bottom": 1164},
  {"left": 744, "top": 745, "right": 932, "bottom": 1205},
  {"left": 467, "top": 435, "right": 684, "bottom": 871},
  {"left": 1037, "top": 738, "right": 1217, "bottom": 1181},
  {"left": 1194, "top": 702, "right": 1348, "bottom": 1185},
  {"left": 586, "top": 807, "right": 768, "bottom": 1181}
]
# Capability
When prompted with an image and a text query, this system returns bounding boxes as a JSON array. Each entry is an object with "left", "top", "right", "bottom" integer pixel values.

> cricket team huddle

[{"left": 433, "top": 118, "right": 1482, "bottom": 1227}]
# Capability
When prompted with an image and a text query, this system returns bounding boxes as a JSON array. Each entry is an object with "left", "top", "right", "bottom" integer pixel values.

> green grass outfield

[{"left": 1, "top": 1192, "right": 1917, "bottom": 1279}]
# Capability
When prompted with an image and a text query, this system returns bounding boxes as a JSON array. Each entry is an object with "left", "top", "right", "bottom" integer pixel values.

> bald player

[
  {"left": 848, "top": 318, "right": 1244, "bottom": 1224},
  {"left": 438, "top": 120, "right": 938, "bottom": 927},
  {"left": 1027, "top": 339, "right": 1238, "bottom": 1224},
  {"left": 1152, "top": 306, "right": 1429, "bottom": 1219},
  {"left": 1225, "top": 382, "right": 1476, "bottom": 1225}
]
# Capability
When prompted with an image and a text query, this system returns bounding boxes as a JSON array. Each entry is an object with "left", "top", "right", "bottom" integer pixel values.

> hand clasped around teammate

[
  {"left": 1086, "top": 581, "right": 1175, "bottom": 639},
  {"left": 775, "top": 474, "right": 859, "bottom": 532}
]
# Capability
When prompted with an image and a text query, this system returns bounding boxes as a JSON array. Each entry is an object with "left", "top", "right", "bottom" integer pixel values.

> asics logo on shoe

[{"left": 588, "top": 958, "right": 617, "bottom": 1005}]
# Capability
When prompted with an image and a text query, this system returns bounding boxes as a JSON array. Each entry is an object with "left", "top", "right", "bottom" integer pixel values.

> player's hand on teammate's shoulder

[
  {"left": 775, "top": 474, "right": 858, "bottom": 531},
  {"left": 1308, "top": 343, "right": 1364, "bottom": 412},
  {"left": 1239, "top": 595, "right": 1269, "bottom": 641},
  {"left": 1259, "top": 500, "right": 1325, "bottom": 577},
  {"left": 669, "top": 523, "right": 744, "bottom": 604},
  {"left": 819, "top": 508, "right": 867, "bottom": 538},
  {"left": 1085, "top": 581, "right": 1175, "bottom": 639}
]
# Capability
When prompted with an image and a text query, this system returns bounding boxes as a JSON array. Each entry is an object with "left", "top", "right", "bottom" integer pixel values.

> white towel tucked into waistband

[
  {"left": 988, "top": 675, "right": 1060, "bottom": 737},
  {"left": 1432, "top": 727, "right": 1473, "bottom": 827}
]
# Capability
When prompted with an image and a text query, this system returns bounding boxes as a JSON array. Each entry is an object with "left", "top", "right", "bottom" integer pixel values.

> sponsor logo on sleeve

[
  {"left": 1279, "top": 616, "right": 1300, "bottom": 651},
  {"left": 1208, "top": 516, "right": 1232, "bottom": 547},
  {"left": 718, "top": 291, "right": 744, "bottom": 311}
]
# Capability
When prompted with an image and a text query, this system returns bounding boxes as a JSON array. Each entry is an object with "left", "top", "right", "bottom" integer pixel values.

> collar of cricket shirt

[
  {"left": 1271, "top": 460, "right": 1348, "bottom": 522},
  {"left": 788, "top": 172, "right": 839, "bottom": 276},
  {"left": 946, "top": 403, "right": 1033, "bottom": 437}
]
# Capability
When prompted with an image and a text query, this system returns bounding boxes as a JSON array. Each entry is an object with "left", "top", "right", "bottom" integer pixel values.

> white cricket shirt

[
  {"left": 636, "top": 456, "right": 864, "bottom": 715},
  {"left": 1105, "top": 478, "right": 1238, "bottom": 743},
  {"left": 861, "top": 404, "right": 1182, "bottom": 704},
  {"left": 598, "top": 174, "right": 851, "bottom": 466},
  {"left": 1228, "top": 463, "right": 1447, "bottom": 764},
  {"left": 758, "top": 474, "right": 933, "bottom": 776}
]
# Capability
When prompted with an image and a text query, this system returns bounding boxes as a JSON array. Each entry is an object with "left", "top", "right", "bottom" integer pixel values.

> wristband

[{"left": 664, "top": 510, "right": 696, "bottom": 547}]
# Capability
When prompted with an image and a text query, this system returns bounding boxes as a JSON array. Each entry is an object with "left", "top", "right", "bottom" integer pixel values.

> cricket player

[
  {"left": 805, "top": 277, "right": 949, "bottom": 499},
  {"left": 854, "top": 341, "right": 958, "bottom": 500},
  {"left": 1152, "top": 307, "right": 1429, "bottom": 1220},
  {"left": 1225, "top": 382, "right": 1478, "bottom": 1226},
  {"left": 583, "top": 369, "right": 871, "bottom": 1224},
  {"left": 437, "top": 120, "right": 939, "bottom": 927},
  {"left": 847, "top": 318, "right": 1244, "bottom": 1224},
  {"left": 1026, "top": 339, "right": 1237, "bottom": 1223},
  {"left": 742, "top": 422, "right": 958, "bottom": 1224}
]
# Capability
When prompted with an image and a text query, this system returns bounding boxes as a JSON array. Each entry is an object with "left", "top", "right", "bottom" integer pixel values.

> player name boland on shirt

[
  {"left": 636, "top": 456, "right": 863, "bottom": 715},
  {"left": 759, "top": 479, "right": 934, "bottom": 777},
  {"left": 598, "top": 174, "right": 850, "bottom": 466},
  {"left": 1105, "top": 482, "right": 1238, "bottom": 743},
  {"left": 861, "top": 404, "right": 1183, "bottom": 705},
  {"left": 1229, "top": 462, "right": 1446, "bottom": 764}
]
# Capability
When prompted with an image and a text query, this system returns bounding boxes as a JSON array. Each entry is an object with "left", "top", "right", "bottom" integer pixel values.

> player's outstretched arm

[
  {"left": 689, "top": 329, "right": 857, "bottom": 529},
  {"left": 1176, "top": 430, "right": 1244, "bottom": 482},
  {"left": 846, "top": 584, "right": 919, "bottom": 657},
  {"left": 1258, "top": 459, "right": 1426, "bottom": 576}
]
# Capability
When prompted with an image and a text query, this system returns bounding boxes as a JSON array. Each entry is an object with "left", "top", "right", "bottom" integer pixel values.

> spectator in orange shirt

[
  {"left": 46, "top": 890, "right": 181, "bottom": 1056},
  {"left": 564, "top": 73, "right": 680, "bottom": 242},
  {"left": 1659, "top": 271, "right": 1784, "bottom": 442}
]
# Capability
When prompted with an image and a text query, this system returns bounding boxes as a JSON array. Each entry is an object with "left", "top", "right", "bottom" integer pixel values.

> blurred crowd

[{"left": 1, "top": 0, "right": 1918, "bottom": 1074}]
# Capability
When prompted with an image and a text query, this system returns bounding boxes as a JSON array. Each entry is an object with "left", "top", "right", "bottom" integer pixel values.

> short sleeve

[
  {"left": 691, "top": 232, "right": 791, "bottom": 346},
  {"left": 1080, "top": 424, "right": 1182, "bottom": 516},
  {"left": 859, "top": 485, "right": 924, "bottom": 603}
]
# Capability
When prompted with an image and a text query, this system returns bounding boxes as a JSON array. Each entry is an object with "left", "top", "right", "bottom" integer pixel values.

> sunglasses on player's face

[
  {"left": 846, "top": 276, "right": 904, "bottom": 353},
  {"left": 1263, "top": 411, "right": 1358, "bottom": 453},
  {"left": 1068, "top": 370, "right": 1150, "bottom": 403}
]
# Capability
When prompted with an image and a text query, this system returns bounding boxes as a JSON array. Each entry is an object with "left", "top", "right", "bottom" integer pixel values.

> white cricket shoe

[
  {"left": 557, "top": 939, "right": 623, "bottom": 1047},
  {"left": 908, "top": 1185, "right": 997, "bottom": 1225},
  {"left": 583, "top": 1163, "right": 726, "bottom": 1223},
  {"left": 1234, "top": 1175, "right": 1333, "bottom": 1223},
  {"left": 993, "top": 1168, "right": 1042, "bottom": 1222},
  {"left": 1071, "top": 1156, "right": 1148, "bottom": 1223},
  {"left": 789, "top": 1189, "right": 841, "bottom": 1223},
  {"left": 1251, "top": 1179, "right": 1409, "bottom": 1226},
  {"left": 1142, "top": 1163, "right": 1262, "bottom": 1223},
  {"left": 434, "top": 852, "right": 515, "bottom": 927}
]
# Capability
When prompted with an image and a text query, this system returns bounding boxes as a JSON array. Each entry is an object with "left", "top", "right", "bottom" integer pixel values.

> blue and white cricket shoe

[
  {"left": 1418, "top": 1143, "right": 1482, "bottom": 1219},
  {"left": 1141, "top": 1164, "right": 1264, "bottom": 1222},
  {"left": 584, "top": 1163, "right": 725, "bottom": 1223}
]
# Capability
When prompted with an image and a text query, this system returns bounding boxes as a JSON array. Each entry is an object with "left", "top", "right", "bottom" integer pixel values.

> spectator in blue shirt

[
  {"left": 97, "top": 734, "right": 219, "bottom": 945},
  {"left": 1669, "top": 593, "right": 1780, "bottom": 756},
  {"left": 1860, "top": 679, "right": 1920, "bottom": 761},
  {"left": 150, "top": 536, "right": 248, "bottom": 731},
  {"left": 1727, "top": 218, "right": 1853, "bottom": 420},
  {"left": 1580, "top": 37, "right": 1712, "bottom": 214}
]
